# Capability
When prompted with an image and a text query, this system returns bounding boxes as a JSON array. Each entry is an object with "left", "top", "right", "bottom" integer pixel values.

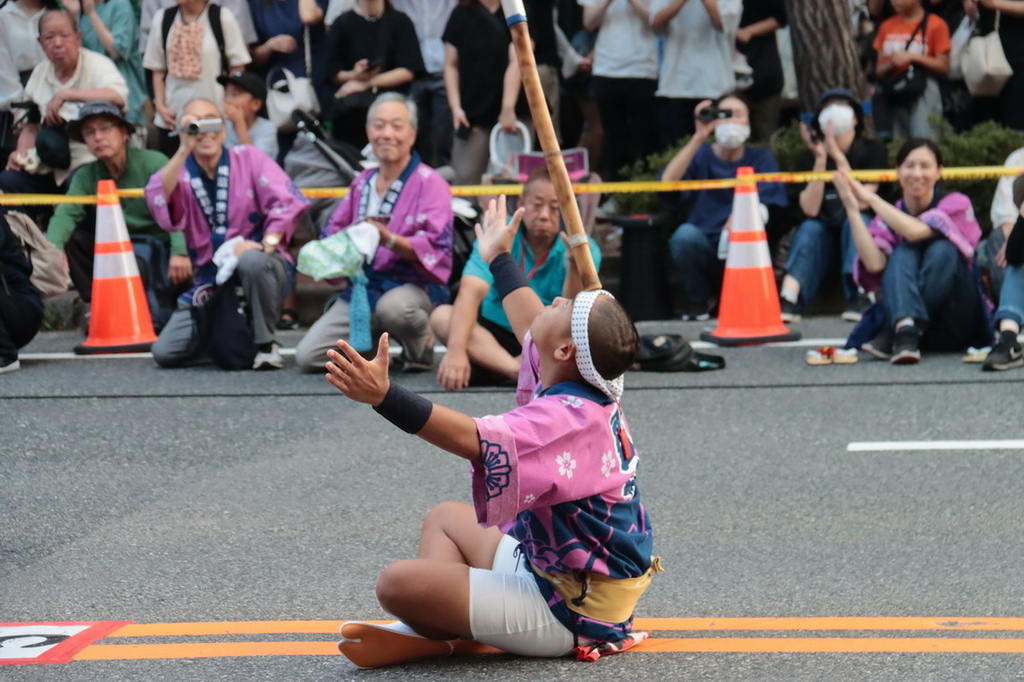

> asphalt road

[{"left": 3, "top": 318, "right": 1024, "bottom": 681}]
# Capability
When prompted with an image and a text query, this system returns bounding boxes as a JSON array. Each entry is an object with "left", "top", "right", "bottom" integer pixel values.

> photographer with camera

[
  {"left": 144, "top": 97, "right": 309, "bottom": 370},
  {"left": 778, "top": 87, "right": 887, "bottom": 324},
  {"left": 660, "top": 93, "right": 787, "bottom": 321}
]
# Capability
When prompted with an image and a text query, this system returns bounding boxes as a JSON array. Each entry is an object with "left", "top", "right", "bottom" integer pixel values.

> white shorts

[{"left": 468, "top": 535, "right": 577, "bottom": 657}]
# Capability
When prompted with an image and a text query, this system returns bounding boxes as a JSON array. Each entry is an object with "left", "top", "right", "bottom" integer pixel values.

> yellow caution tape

[{"left": 2, "top": 166, "right": 1022, "bottom": 205}]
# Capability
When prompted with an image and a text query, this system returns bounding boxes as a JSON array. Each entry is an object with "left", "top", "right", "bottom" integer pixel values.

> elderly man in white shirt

[{"left": 1, "top": 9, "right": 127, "bottom": 194}]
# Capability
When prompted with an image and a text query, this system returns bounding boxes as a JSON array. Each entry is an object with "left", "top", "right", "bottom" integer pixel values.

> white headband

[{"left": 571, "top": 290, "right": 624, "bottom": 399}]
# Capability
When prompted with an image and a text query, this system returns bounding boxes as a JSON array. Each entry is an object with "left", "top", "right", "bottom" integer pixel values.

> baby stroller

[{"left": 284, "top": 110, "right": 363, "bottom": 235}]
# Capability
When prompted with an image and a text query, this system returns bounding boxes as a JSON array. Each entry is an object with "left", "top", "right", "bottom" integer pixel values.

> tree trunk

[{"left": 784, "top": 0, "right": 871, "bottom": 113}]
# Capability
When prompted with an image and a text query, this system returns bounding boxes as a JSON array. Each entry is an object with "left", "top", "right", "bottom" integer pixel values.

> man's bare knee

[
  {"left": 421, "top": 501, "right": 474, "bottom": 534},
  {"left": 375, "top": 560, "right": 419, "bottom": 616}
]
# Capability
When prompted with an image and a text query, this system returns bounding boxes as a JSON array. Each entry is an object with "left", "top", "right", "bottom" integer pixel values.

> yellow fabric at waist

[{"left": 530, "top": 556, "right": 664, "bottom": 624}]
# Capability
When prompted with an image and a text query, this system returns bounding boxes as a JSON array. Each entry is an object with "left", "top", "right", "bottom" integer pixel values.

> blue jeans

[
  {"left": 784, "top": 216, "right": 860, "bottom": 305},
  {"left": 882, "top": 238, "right": 988, "bottom": 350},
  {"left": 995, "top": 264, "right": 1024, "bottom": 327},
  {"left": 668, "top": 222, "right": 721, "bottom": 304}
]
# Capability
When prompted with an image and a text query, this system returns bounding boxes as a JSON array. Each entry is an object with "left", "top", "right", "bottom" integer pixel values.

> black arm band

[
  {"left": 490, "top": 252, "right": 529, "bottom": 300},
  {"left": 373, "top": 383, "right": 433, "bottom": 434}
]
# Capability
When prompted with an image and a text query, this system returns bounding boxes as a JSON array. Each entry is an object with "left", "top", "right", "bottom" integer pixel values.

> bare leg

[
  {"left": 375, "top": 502, "right": 504, "bottom": 640},
  {"left": 431, "top": 307, "right": 521, "bottom": 381}
]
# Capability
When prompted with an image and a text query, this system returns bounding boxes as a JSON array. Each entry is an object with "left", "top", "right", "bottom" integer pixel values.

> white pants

[{"left": 467, "top": 535, "right": 577, "bottom": 657}]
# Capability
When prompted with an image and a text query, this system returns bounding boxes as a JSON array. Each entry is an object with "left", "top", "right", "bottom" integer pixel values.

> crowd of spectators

[{"left": 4, "top": 0, "right": 1024, "bottom": 376}]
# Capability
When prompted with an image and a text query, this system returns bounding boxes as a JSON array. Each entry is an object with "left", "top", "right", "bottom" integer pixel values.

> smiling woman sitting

[{"left": 835, "top": 138, "right": 992, "bottom": 365}]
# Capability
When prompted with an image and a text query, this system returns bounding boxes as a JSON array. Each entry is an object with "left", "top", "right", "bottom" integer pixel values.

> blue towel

[{"left": 349, "top": 274, "right": 372, "bottom": 352}]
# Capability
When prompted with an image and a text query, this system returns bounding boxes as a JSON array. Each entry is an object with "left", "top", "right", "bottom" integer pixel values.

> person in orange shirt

[{"left": 873, "top": 0, "right": 951, "bottom": 140}]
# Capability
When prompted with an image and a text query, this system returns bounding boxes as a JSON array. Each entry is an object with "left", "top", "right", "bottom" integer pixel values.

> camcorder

[
  {"left": 182, "top": 118, "right": 224, "bottom": 136},
  {"left": 696, "top": 107, "right": 732, "bottom": 124}
]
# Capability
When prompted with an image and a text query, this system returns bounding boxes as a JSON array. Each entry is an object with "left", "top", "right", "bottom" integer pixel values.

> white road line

[{"left": 849, "top": 440, "right": 1024, "bottom": 452}]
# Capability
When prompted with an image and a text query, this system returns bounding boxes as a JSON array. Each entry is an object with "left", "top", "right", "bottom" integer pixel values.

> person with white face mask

[
  {"left": 661, "top": 94, "right": 787, "bottom": 321},
  {"left": 778, "top": 87, "right": 887, "bottom": 324}
]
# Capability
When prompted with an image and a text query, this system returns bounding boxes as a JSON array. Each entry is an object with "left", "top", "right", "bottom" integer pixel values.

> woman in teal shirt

[{"left": 67, "top": 0, "right": 148, "bottom": 127}]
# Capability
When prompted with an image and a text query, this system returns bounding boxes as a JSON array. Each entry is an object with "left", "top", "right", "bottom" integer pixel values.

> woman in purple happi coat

[{"left": 836, "top": 137, "right": 992, "bottom": 364}]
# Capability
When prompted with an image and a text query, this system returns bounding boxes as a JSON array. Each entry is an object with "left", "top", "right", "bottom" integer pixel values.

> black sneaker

[
  {"left": 842, "top": 291, "right": 876, "bottom": 323},
  {"left": 861, "top": 326, "right": 893, "bottom": 360},
  {"left": 780, "top": 299, "right": 801, "bottom": 323},
  {"left": 982, "top": 331, "right": 1024, "bottom": 371},
  {"left": 890, "top": 326, "right": 922, "bottom": 365}
]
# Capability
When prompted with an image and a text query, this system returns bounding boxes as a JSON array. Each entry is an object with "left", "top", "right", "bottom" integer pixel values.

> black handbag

[
  {"left": 190, "top": 281, "right": 257, "bottom": 371},
  {"left": 879, "top": 15, "right": 929, "bottom": 106},
  {"left": 633, "top": 334, "right": 725, "bottom": 373}
]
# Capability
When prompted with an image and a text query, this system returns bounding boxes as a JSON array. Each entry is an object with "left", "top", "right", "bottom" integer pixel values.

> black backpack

[{"left": 162, "top": 2, "right": 229, "bottom": 80}]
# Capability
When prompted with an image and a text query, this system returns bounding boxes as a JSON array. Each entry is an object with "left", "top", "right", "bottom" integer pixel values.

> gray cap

[{"left": 67, "top": 100, "right": 134, "bottom": 142}]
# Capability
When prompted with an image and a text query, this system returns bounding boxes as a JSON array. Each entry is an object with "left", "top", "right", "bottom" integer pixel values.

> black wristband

[
  {"left": 373, "top": 383, "right": 433, "bottom": 434},
  {"left": 490, "top": 252, "right": 528, "bottom": 300}
]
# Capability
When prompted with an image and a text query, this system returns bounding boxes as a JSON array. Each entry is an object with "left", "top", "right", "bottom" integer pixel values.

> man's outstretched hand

[
  {"left": 326, "top": 333, "right": 391, "bottom": 405},
  {"left": 475, "top": 196, "right": 524, "bottom": 264}
]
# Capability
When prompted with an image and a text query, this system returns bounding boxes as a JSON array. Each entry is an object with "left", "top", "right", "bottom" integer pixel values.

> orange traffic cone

[
  {"left": 74, "top": 179, "right": 158, "bottom": 354},
  {"left": 701, "top": 167, "right": 800, "bottom": 346}
]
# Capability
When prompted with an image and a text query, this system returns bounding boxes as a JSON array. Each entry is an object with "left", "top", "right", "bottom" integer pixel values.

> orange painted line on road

[
  {"left": 635, "top": 617, "right": 1024, "bottom": 632},
  {"left": 109, "top": 621, "right": 358, "bottom": 637},
  {"left": 632, "top": 638, "right": 1024, "bottom": 654},
  {"left": 74, "top": 637, "right": 1024, "bottom": 660},
  {"left": 74, "top": 641, "right": 339, "bottom": 660},
  {"left": 106, "top": 617, "right": 1024, "bottom": 638}
]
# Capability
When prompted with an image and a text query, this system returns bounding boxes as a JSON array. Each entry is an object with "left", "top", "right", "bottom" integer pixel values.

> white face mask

[
  {"left": 817, "top": 103, "right": 856, "bottom": 137},
  {"left": 715, "top": 122, "right": 749, "bottom": 149}
]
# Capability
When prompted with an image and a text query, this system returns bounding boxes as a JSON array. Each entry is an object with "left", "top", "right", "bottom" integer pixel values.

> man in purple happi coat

[
  {"left": 145, "top": 97, "right": 309, "bottom": 370},
  {"left": 295, "top": 93, "right": 453, "bottom": 373}
]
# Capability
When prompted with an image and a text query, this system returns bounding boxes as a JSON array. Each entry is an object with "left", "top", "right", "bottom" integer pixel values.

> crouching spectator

[
  {"left": 47, "top": 100, "right": 188, "bottom": 331},
  {"left": 779, "top": 87, "right": 887, "bottom": 323},
  {"left": 429, "top": 167, "right": 601, "bottom": 389},
  {"left": 295, "top": 94, "right": 453, "bottom": 373},
  {"left": 661, "top": 94, "right": 787, "bottom": 320},
  {"left": 144, "top": 98, "right": 308, "bottom": 370},
  {"left": 839, "top": 138, "right": 991, "bottom": 365}
]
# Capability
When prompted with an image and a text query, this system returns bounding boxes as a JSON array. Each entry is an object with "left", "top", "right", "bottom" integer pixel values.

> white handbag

[
  {"left": 265, "top": 26, "right": 320, "bottom": 131},
  {"left": 962, "top": 11, "right": 1013, "bottom": 97}
]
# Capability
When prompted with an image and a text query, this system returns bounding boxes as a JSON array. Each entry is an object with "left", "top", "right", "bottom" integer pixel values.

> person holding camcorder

[{"left": 144, "top": 97, "right": 309, "bottom": 371}]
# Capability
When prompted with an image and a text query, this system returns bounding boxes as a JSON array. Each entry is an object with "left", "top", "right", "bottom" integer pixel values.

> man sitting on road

[
  {"left": 294, "top": 93, "right": 453, "bottom": 373},
  {"left": 219, "top": 69, "right": 279, "bottom": 161},
  {"left": 48, "top": 100, "right": 188, "bottom": 331},
  {"left": 145, "top": 97, "right": 309, "bottom": 370},
  {"left": 661, "top": 93, "right": 787, "bottom": 321},
  {"left": 429, "top": 167, "right": 601, "bottom": 389}
]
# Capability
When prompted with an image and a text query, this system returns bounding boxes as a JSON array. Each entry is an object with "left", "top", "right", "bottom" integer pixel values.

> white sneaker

[
  {"left": 253, "top": 343, "right": 284, "bottom": 370},
  {"left": 0, "top": 359, "right": 21, "bottom": 374}
]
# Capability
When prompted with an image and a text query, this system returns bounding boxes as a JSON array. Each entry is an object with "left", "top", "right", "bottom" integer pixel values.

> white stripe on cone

[
  {"left": 724, "top": 240, "right": 773, "bottom": 268},
  {"left": 94, "top": 250, "right": 141, "bottom": 280}
]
